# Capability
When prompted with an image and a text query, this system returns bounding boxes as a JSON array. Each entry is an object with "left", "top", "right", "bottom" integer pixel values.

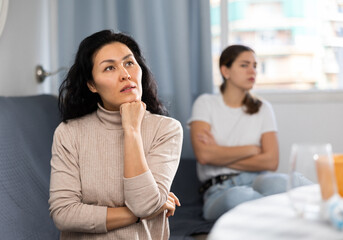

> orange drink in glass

[{"left": 334, "top": 154, "right": 343, "bottom": 197}]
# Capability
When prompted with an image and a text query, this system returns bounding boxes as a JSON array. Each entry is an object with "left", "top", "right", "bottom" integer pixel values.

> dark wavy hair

[
  {"left": 58, "top": 30, "right": 168, "bottom": 122},
  {"left": 219, "top": 44, "right": 262, "bottom": 114}
]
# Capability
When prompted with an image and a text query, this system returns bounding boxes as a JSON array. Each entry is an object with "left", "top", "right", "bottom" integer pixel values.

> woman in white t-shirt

[{"left": 188, "top": 45, "right": 307, "bottom": 221}]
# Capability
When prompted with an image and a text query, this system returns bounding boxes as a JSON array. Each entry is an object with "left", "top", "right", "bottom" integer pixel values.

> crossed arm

[
  {"left": 106, "top": 192, "right": 180, "bottom": 230},
  {"left": 106, "top": 101, "right": 181, "bottom": 230},
  {"left": 190, "top": 121, "right": 279, "bottom": 172}
]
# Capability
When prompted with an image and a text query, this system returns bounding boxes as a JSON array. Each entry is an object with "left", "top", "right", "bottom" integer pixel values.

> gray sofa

[
  {"left": 0, "top": 95, "right": 60, "bottom": 239},
  {"left": 170, "top": 158, "right": 215, "bottom": 239},
  {"left": 0, "top": 94, "right": 213, "bottom": 239}
]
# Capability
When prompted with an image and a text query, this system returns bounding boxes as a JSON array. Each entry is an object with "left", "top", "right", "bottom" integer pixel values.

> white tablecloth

[{"left": 208, "top": 185, "right": 343, "bottom": 240}]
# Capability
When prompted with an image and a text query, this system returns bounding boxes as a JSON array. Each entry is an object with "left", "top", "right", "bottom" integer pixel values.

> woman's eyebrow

[
  {"left": 100, "top": 59, "right": 115, "bottom": 65},
  {"left": 122, "top": 54, "right": 133, "bottom": 61},
  {"left": 99, "top": 54, "right": 133, "bottom": 65},
  {"left": 239, "top": 60, "right": 257, "bottom": 64}
]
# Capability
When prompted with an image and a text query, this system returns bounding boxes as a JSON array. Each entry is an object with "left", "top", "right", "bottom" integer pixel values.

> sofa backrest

[
  {"left": 171, "top": 158, "right": 203, "bottom": 206},
  {"left": 0, "top": 95, "right": 61, "bottom": 240}
]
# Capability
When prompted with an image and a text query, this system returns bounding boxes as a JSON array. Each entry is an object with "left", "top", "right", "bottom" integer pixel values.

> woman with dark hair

[
  {"left": 188, "top": 45, "right": 288, "bottom": 221},
  {"left": 49, "top": 30, "right": 183, "bottom": 239}
]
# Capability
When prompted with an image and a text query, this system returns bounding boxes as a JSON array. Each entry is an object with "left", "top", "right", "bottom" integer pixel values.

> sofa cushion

[{"left": 0, "top": 95, "right": 61, "bottom": 240}]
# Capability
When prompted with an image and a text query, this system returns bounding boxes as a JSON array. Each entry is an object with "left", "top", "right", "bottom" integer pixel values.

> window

[{"left": 210, "top": 0, "right": 343, "bottom": 90}]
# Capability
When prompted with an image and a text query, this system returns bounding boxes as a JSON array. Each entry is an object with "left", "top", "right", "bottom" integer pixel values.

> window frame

[{"left": 213, "top": 0, "right": 343, "bottom": 99}]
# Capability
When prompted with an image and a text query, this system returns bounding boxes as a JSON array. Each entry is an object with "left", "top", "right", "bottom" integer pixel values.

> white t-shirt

[{"left": 188, "top": 94, "right": 278, "bottom": 182}]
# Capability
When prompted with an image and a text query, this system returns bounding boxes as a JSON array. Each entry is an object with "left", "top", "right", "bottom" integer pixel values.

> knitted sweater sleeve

[
  {"left": 123, "top": 117, "right": 183, "bottom": 217},
  {"left": 48, "top": 123, "right": 107, "bottom": 233}
]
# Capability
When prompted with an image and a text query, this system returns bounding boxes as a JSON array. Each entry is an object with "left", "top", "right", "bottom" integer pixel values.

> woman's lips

[{"left": 120, "top": 85, "right": 136, "bottom": 92}]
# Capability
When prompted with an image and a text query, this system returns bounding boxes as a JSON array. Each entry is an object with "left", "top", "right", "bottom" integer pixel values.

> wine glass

[{"left": 288, "top": 143, "right": 335, "bottom": 220}]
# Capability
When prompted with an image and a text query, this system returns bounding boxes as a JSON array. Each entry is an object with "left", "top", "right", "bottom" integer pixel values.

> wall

[
  {"left": 1, "top": 1, "right": 342, "bottom": 172},
  {"left": 0, "top": 0, "right": 58, "bottom": 96},
  {"left": 257, "top": 90, "right": 343, "bottom": 174}
]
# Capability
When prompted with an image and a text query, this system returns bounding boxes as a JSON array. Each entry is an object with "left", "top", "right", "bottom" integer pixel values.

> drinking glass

[{"left": 288, "top": 143, "right": 336, "bottom": 220}]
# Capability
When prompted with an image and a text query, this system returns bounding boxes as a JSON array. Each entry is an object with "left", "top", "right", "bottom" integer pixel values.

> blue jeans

[{"left": 202, "top": 171, "right": 289, "bottom": 220}]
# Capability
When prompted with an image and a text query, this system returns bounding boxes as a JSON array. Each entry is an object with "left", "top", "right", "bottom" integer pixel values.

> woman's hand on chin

[{"left": 120, "top": 101, "right": 146, "bottom": 131}]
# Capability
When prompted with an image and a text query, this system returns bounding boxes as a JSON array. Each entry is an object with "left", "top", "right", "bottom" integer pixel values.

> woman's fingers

[
  {"left": 202, "top": 129, "right": 217, "bottom": 145},
  {"left": 120, "top": 101, "right": 145, "bottom": 114},
  {"left": 168, "top": 192, "right": 181, "bottom": 206},
  {"left": 165, "top": 200, "right": 176, "bottom": 217},
  {"left": 197, "top": 133, "right": 209, "bottom": 144},
  {"left": 197, "top": 129, "right": 216, "bottom": 145},
  {"left": 203, "top": 129, "right": 214, "bottom": 140},
  {"left": 120, "top": 101, "right": 146, "bottom": 131},
  {"left": 142, "top": 192, "right": 180, "bottom": 220},
  {"left": 164, "top": 192, "right": 181, "bottom": 218}
]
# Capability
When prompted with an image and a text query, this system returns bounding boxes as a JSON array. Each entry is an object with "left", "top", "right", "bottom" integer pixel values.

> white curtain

[{"left": 57, "top": 0, "right": 213, "bottom": 158}]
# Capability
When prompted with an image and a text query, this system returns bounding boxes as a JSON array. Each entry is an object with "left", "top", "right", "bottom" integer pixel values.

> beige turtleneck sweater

[{"left": 49, "top": 105, "right": 183, "bottom": 240}]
